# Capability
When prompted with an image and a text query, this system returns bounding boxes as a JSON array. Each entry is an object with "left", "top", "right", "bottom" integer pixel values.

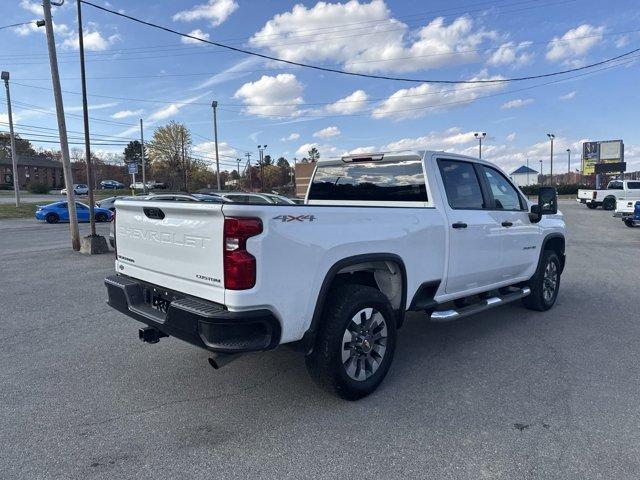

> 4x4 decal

[{"left": 273, "top": 214, "right": 316, "bottom": 223}]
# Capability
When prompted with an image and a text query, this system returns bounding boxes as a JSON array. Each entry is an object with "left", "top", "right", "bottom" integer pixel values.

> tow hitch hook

[{"left": 138, "top": 327, "right": 168, "bottom": 344}]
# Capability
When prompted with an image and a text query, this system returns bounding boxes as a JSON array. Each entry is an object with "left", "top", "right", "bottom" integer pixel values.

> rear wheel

[
  {"left": 523, "top": 250, "right": 560, "bottom": 311},
  {"left": 586, "top": 202, "right": 598, "bottom": 209},
  {"left": 624, "top": 218, "right": 636, "bottom": 228},
  {"left": 603, "top": 197, "right": 616, "bottom": 211},
  {"left": 305, "top": 284, "right": 397, "bottom": 400},
  {"left": 45, "top": 213, "right": 59, "bottom": 224},
  {"left": 96, "top": 212, "right": 108, "bottom": 222}
]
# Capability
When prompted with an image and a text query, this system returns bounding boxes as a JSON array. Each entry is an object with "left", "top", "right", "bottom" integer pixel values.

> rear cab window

[
  {"left": 307, "top": 158, "right": 429, "bottom": 206},
  {"left": 627, "top": 181, "right": 640, "bottom": 190}
]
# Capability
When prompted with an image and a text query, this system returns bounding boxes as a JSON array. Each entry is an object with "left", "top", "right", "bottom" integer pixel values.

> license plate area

[{"left": 142, "top": 286, "right": 182, "bottom": 314}]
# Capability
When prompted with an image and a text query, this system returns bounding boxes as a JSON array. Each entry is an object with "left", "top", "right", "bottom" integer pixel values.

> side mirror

[
  {"left": 529, "top": 204, "right": 542, "bottom": 223},
  {"left": 538, "top": 186, "right": 558, "bottom": 215}
]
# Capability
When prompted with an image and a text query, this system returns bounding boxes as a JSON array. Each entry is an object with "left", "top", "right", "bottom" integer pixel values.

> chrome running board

[{"left": 430, "top": 287, "right": 531, "bottom": 322}]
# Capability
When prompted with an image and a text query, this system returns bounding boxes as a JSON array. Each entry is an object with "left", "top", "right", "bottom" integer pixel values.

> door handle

[
  {"left": 452, "top": 222, "right": 468, "bottom": 229},
  {"left": 501, "top": 221, "right": 513, "bottom": 227}
]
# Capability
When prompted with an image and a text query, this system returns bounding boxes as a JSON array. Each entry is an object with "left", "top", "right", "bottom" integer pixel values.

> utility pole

[
  {"left": 257, "top": 144, "right": 267, "bottom": 191},
  {"left": 42, "top": 0, "right": 80, "bottom": 251},
  {"left": 474, "top": 132, "right": 486, "bottom": 159},
  {"left": 547, "top": 133, "right": 555, "bottom": 184},
  {"left": 181, "top": 128, "right": 187, "bottom": 192},
  {"left": 539, "top": 159, "right": 543, "bottom": 185},
  {"left": 245, "top": 152, "right": 252, "bottom": 191},
  {"left": 211, "top": 101, "right": 221, "bottom": 190},
  {"left": 140, "top": 118, "right": 146, "bottom": 194},
  {"left": 236, "top": 158, "right": 240, "bottom": 188},
  {"left": 77, "top": 0, "right": 95, "bottom": 238},
  {"left": 1, "top": 71, "right": 20, "bottom": 207}
]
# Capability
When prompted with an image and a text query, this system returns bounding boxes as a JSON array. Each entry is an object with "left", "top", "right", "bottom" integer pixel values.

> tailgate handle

[{"left": 143, "top": 207, "right": 165, "bottom": 220}]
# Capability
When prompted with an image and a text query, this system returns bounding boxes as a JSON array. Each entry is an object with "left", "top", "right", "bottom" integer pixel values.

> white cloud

[
  {"left": 546, "top": 24, "right": 604, "bottom": 64},
  {"left": 296, "top": 142, "right": 318, "bottom": 157},
  {"left": 181, "top": 29, "right": 210, "bottom": 44},
  {"left": 383, "top": 127, "right": 478, "bottom": 151},
  {"left": 193, "top": 141, "right": 238, "bottom": 160},
  {"left": 193, "top": 57, "right": 260, "bottom": 90},
  {"left": 487, "top": 41, "right": 533, "bottom": 67},
  {"left": 501, "top": 98, "right": 534, "bottom": 109},
  {"left": 325, "top": 90, "right": 369, "bottom": 114},
  {"left": 372, "top": 71, "right": 505, "bottom": 120},
  {"left": 66, "top": 102, "right": 120, "bottom": 113},
  {"left": 281, "top": 133, "right": 300, "bottom": 141},
  {"left": 313, "top": 126, "right": 340, "bottom": 138},
  {"left": 234, "top": 74, "right": 304, "bottom": 117},
  {"left": 111, "top": 109, "right": 144, "bottom": 119},
  {"left": 615, "top": 35, "right": 629, "bottom": 48},
  {"left": 250, "top": 1, "right": 497, "bottom": 73},
  {"left": 19, "top": 0, "right": 42, "bottom": 16},
  {"left": 173, "top": 0, "right": 238, "bottom": 27},
  {"left": 346, "top": 146, "right": 377, "bottom": 155},
  {"left": 559, "top": 91, "right": 576, "bottom": 101},
  {"left": 60, "top": 23, "right": 121, "bottom": 51},
  {"left": 506, "top": 132, "right": 516, "bottom": 142}
]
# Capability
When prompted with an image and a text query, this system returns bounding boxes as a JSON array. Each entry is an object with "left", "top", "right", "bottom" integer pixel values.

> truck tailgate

[{"left": 114, "top": 199, "right": 225, "bottom": 304}]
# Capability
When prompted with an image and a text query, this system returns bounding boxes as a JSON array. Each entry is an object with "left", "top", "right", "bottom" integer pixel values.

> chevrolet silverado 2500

[{"left": 105, "top": 151, "right": 566, "bottom": 399}]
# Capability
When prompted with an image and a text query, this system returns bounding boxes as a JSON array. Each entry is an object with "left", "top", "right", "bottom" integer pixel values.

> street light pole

[
  {"left": 42, "top": 0, "right": 80, "bottom": 251},
  {"left": 539, "top": 159, "right": 543, "bottom": 185},
  {"left": 566, "top": 148, "right": 571, "bottom": 176},
  {"left": 257, "top": 144, "right": 267, "bottom": 191},
  {"left": 547, "top": 133, "right": 555, "bottom": 184},
  {"left": 1, "top": 72, "right": 20, "bottom": 207},
  {"left": 474, "top": 132, "right": 486, "bottom": 159},
  {"left": 140, "top": 118, "right": 146, "bottom": 194},
  {"left": 211, "top": 101, "right": 221, "bottom": 191},
  {"left": 245, "top": 152, "right": 252, "bottom": 191}
]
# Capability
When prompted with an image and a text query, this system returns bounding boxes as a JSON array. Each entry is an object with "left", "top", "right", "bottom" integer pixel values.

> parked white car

[
  {"left": 219, "top": 192, "right": 295, "bottom": 205},
  {"left": 60, "top": 184, "right": 89, "bottom": 195},
  {"left": 577, "top": 180, "right": 640, "bottom": 210},
  {"left": 105, "top": 150, "right": 565, "bottom": 399}
]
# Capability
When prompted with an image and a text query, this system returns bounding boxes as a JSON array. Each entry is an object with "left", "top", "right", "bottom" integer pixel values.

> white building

[{"left": 510, "top": 165, "right": 539, "bottom": 186}]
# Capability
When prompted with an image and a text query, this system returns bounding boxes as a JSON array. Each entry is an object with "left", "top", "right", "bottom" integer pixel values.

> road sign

[
  {"left": 595, "top": 162, "right": 626, "bottom": 174},
  {"left": 127, "top": 162, "right": 138, "bottom": 174}
]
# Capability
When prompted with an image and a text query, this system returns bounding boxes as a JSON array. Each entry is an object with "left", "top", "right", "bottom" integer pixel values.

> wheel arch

[
  {"left": 303, "top": 253, "right": 407, "bottom": 353},
  {"left": 541, "top": 233, "right": 566, "bottom": 274}
]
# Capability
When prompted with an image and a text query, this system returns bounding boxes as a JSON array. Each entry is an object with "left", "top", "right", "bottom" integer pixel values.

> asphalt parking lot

[{"left": 1, "top": 201, "right": 639, "bottom": 480}]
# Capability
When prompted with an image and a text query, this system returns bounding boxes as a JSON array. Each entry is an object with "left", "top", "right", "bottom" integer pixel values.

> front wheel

[
  {"left": 95, "top": 212, "right": 108, "bottom": 222},
  {"left": 45, "top": 213, "right": 59, "bottom": 224},
  {"left": 305, "top": 284, "right": 397, "bottom": 400},
  {"left": 523, "top": 250, "right": 560, "bottom": 311},
  {"left": 586, "top": 202, "right": 598, "bottom": 209}
]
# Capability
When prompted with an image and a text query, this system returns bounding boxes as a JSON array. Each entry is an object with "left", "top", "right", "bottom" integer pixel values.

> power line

[
  {"left": 80, "top": 0, "right": 638, "bottom": 85},
  {"left": 0, "top": 21, "right": 36, "bottom": 31}
]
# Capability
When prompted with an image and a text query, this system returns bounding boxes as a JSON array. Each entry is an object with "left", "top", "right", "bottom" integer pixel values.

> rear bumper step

[
  {"left": 105, "top": 275, "right": 281, "bottom": 353},
  {"left": 430, "top": 286, "right": 531, "bottom": 322}
]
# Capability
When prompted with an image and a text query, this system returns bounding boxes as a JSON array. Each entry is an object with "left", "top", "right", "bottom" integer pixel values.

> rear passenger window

[
  {"left": 308, "top": 160, "right": 428, "bottom": 202},
  {"left": 481, "top": 166, "right": 523, "bottom": 210},
  {"left": 438, "top": 160, "right": 485, "bottom": 209}
]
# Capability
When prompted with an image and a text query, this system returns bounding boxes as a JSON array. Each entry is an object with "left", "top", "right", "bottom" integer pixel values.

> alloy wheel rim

[
  {"left": 542, "top": 260, "right": 558, "bottom": 302},
  {"left": 341, "top": 307, "right": 388, "bottom": 381}
]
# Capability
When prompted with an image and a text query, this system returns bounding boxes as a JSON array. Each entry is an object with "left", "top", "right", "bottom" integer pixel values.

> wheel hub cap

[{"left": 341, "top": 307, "right": 388, "bottom": 382}]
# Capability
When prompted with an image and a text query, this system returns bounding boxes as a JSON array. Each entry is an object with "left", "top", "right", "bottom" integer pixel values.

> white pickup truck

[
  {"left": 105, "top": 151, "right": 566, "bottom": 399},
  {"left": 577, "top": 180, "right": 640, "bottom": 210}
]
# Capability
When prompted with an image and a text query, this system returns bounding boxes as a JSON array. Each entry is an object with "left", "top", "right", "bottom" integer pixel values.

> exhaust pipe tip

[{"left": 208, "top": 352, "right": 243, "bottom": 370}]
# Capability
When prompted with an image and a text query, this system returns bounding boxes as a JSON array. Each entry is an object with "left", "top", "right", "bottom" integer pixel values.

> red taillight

[
  {"left": 223, "top": 217, "right": 262, "bottom": 290},
  {"left": 592, "top": 191, "right": 597, "bottom": 199}
]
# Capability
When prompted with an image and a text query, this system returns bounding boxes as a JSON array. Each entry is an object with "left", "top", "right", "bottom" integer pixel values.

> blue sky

[{"left": 1, "top": 0, "right": 639, "bottom": 174}]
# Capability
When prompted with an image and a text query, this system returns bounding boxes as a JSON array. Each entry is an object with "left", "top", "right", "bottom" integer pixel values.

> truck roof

[{"left": 317, "top": 149, "right": 478, "bottom": 166}]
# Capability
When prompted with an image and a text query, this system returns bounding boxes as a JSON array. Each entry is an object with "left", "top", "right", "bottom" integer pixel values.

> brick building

[{"left": 0, "top": 156, "right": 65, "bottom": 189}]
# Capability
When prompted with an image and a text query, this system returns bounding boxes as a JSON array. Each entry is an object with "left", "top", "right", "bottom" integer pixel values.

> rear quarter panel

[{"left": 222, "top": 203, "right": 446, "bottom": 343}]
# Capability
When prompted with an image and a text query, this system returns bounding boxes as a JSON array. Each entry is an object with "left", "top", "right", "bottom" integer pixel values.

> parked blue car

[{"left": 35, "top": 201, "right": 113, "bottom": 224}]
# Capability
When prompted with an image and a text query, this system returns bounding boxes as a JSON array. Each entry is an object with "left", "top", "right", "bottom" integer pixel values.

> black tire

[
  {"left": 603, "top": 197, "right": 616, "bottom": 211},
  {"left": 586, "top": 202, "right": 598, "bottom": 209},
  {"left": 624, "top": 218, "right": 636, "bottom": 228},
  {"left": 305, "top": 284, "right": 397, "bottom": 400},
  {"left": 45, "top": 213, "right": 59, "bottom": 224},
  {"left": 523, "top": 250, "right": 561, "bottom": 311},
  {"left": 96, "top": 212, "right": 108, "bottom": 223}
]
